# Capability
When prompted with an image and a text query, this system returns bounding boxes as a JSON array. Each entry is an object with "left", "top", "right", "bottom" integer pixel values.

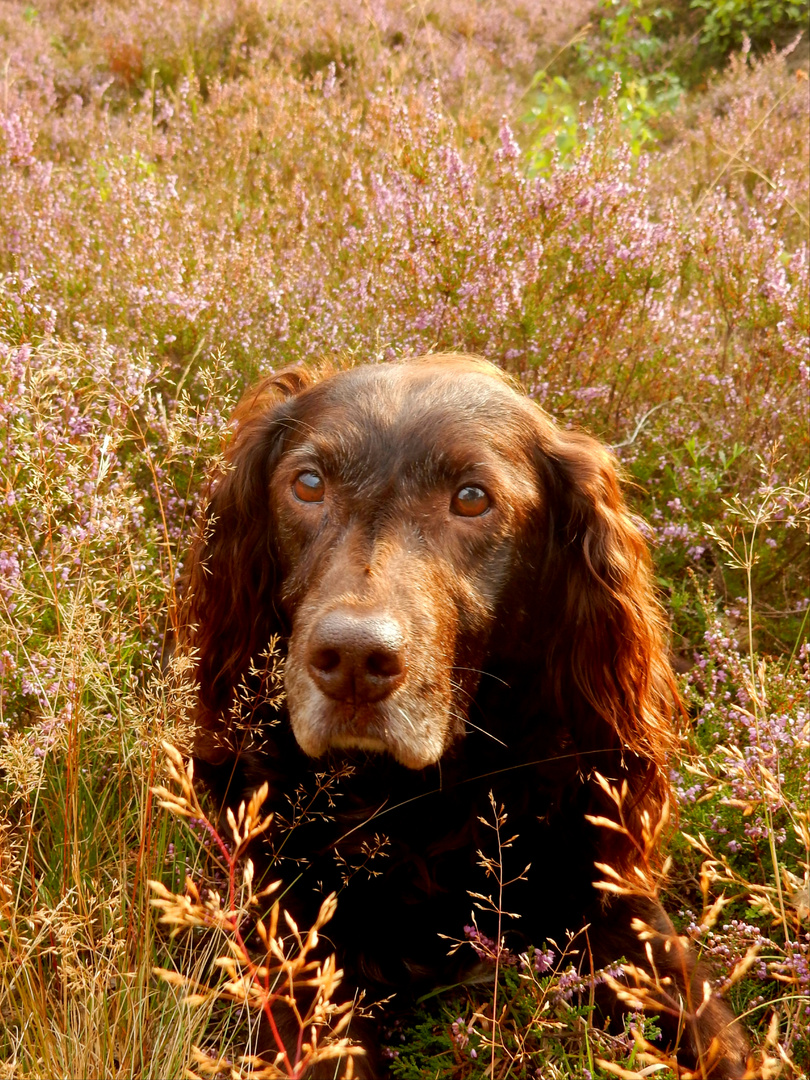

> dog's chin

[
  {"left": 328, "top": 734, "right": 389, "bottom": 753},
  {"left": 287, "top": 694, "right": 450, "bottom": 771},
  {"left": 293, "top": 725, "right": 446, "bottom": 771}
]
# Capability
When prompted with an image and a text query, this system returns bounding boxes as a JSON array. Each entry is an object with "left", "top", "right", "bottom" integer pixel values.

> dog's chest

[{"left": 258, "top": 758, "right": 563, "bottom": 990}]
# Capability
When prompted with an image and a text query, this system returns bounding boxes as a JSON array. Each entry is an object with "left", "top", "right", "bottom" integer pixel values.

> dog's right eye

[
  {"left": 451, "top": 485, "right": 490, "bottom": 517},
  {"left": 292, "top": 470, "right": 325, "bottom": 503}
]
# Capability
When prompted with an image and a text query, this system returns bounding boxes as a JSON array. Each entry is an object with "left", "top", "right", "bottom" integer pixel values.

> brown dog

[{"left": 183, "top": 356, "right": 749, "bottom": 1077}]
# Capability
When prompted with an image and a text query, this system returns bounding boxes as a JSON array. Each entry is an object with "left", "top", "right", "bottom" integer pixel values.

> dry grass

[{"left": 0, "top": 1, "right": 807, "bottom": 1076}]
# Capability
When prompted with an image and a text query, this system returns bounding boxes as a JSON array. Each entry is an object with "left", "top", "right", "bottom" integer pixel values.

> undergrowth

[{"left": 0, "top": 1, "right": 807, "bottom": 1077}]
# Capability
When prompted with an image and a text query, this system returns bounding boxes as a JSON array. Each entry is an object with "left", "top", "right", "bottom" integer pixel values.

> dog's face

[{"left": 267, "top": 361, "right": 545, "bottom": 769}]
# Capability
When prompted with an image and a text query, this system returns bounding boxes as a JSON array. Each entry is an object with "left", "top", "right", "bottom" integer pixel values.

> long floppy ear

[
  {"left": 534, "top": 420, "right": 680, "bottom": 868},
  {"left": 180, "top": 367, "right": 315, "bottom": 764}
]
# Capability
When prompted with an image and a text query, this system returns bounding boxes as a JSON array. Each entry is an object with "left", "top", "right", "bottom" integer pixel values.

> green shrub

[{"left": 691, "top": 0, "right": 809, "bottom": 56}]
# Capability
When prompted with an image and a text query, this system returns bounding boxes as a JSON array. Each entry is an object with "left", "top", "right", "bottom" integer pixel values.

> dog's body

[{"left": 184, "top": 356, "right": 749, "bottom": 1077}]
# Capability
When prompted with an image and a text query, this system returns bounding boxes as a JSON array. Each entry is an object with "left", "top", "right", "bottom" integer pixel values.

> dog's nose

[{"left": 307, "top": 611, "right": 407, "bottom": 703}]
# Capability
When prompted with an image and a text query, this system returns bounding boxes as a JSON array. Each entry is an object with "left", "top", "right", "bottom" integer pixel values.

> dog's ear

[
  {"left": 180, "top": 366, "right": 315, "bottom": 764},
  {"left": 532, "top": 419, "right": 678, "bottom": 865}
]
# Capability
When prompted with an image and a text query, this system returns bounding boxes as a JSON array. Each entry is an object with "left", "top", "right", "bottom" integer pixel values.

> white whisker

[{"left": 452, "top": 666, "right": 511, "bottom": 688}]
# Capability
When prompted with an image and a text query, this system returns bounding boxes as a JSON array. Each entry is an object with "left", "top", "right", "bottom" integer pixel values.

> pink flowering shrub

[
  {"left": 0, "top": 2, "right": 807, "bottom": 1075},
  {"left": 3, "top": 45, "right": 806, "bottom": 646}
]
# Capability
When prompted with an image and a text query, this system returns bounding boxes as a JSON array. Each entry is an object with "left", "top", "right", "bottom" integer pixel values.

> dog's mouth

[
  {"left": 312, "top": 699, "right": 393, "bottom": 754},
  {"left": 327, "top": 732, "right": 389, "bottom": 753},
  {"left": 284, "top": 664, "right": 454, "bottom": 770}
]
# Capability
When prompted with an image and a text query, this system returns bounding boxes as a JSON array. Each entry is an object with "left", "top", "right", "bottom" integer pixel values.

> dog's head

[{"left": 184, "top": 355, "right": 675, "bottom": 782}]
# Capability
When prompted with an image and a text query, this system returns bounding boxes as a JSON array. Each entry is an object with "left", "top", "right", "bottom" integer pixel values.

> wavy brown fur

[{"left": 180, "top": 354, "right": 748, "bottom": 1078}]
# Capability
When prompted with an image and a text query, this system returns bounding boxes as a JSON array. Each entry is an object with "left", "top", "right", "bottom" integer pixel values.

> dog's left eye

[
  {"left": 293, "top": 470, "right": 325, "bottom": 503},
  {"left": 451, "top": 485, "right": 490, "bottom": 517}
]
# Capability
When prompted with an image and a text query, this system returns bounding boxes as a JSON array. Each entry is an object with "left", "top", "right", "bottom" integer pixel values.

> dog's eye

[
  {"left": 293, "top": 470, "right": 325, "bottom": 503},
  {"left": 451, "top": 485, "right": 490, "bottom": 517}
]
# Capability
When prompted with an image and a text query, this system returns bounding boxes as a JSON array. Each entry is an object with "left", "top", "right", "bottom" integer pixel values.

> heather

[{"left": 0, "top": 1, "right": 808, "bottom": 1076}]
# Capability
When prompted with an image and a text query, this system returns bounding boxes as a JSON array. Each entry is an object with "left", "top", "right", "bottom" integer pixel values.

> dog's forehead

[{"left": 290, "top": 363, "right": 535, "bottom": 458}]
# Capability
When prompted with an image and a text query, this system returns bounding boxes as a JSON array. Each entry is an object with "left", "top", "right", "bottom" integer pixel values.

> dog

[{"left": 182, "top": 355, "right": 750, "bottom": 1077}]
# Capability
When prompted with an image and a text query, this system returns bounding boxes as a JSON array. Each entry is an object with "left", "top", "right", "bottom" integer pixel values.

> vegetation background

[{"left": 0, "top": 0, "right": 808, "bottom": 1076}]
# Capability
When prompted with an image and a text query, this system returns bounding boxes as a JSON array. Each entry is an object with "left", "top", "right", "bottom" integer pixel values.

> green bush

[{"left": 691, "top": 0, "right": 809, "bottom": 56}]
